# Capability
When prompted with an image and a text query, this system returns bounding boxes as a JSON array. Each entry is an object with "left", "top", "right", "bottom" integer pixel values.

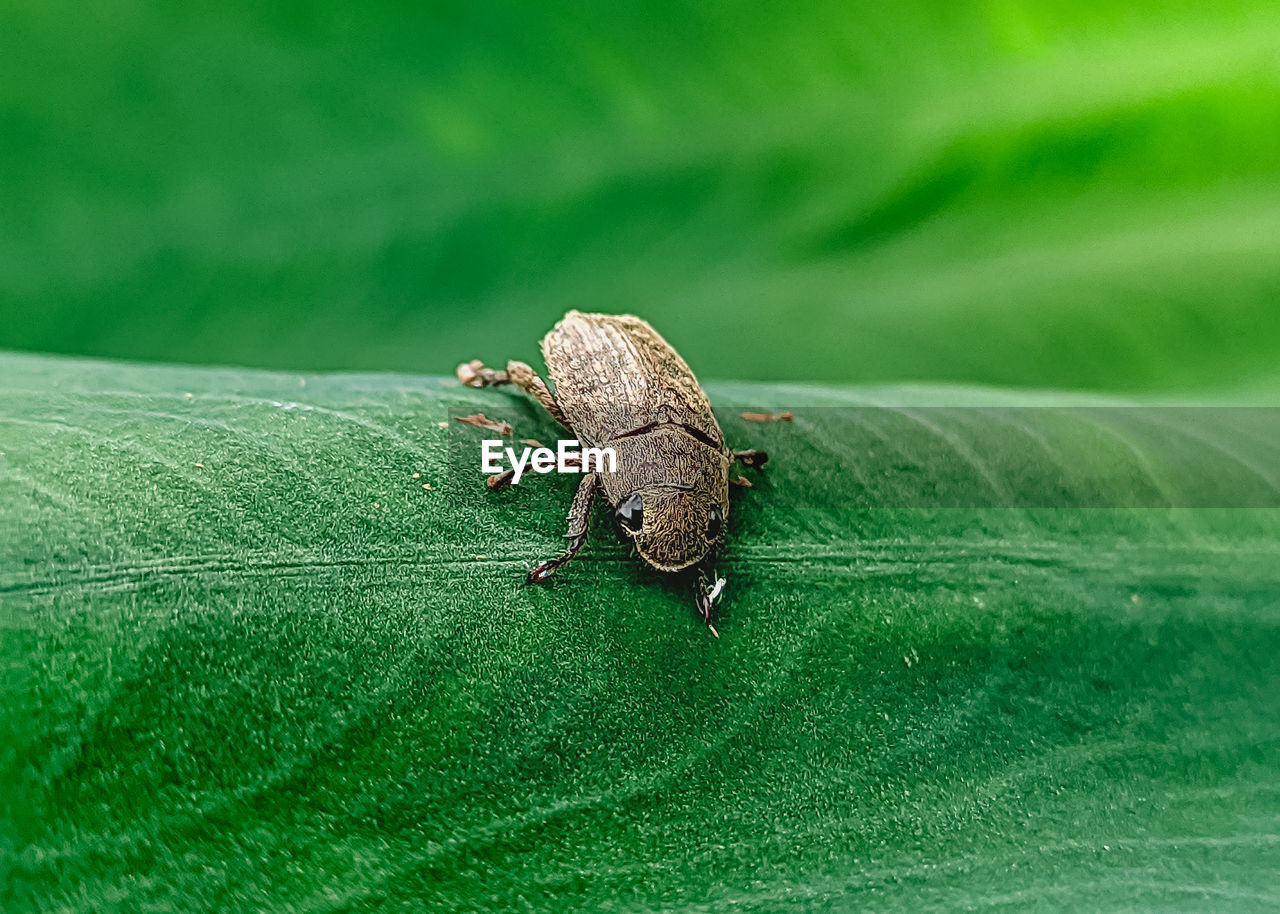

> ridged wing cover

[{"left": 541, "top": 311, "right": 725, "bottom": 449}]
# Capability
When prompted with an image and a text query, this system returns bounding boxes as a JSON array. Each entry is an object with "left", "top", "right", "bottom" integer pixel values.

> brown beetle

[{"left": 458, "top": 311, "right": 768, "bottom": 632}]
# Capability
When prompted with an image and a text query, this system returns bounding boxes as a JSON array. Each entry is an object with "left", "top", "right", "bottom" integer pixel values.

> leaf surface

[{"left": 2, "top": 353, "right": 1278, "bottom": 911}]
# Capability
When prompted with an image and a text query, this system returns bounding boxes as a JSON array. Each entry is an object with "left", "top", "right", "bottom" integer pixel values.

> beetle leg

[
  {"left": 695, "top": 566, "right": 725, "bottom": 636},
  {"left": 731, "top": 449, "right": 769, "bottom": 468},
  {"left": 457, "top": 359, "right": 571, "bottom": 429},
  {"left": 486, "top": 469, "right": 516, "bottom": 490},
  {"left": 487, "top": 455, "right": 581, "bottom": 491},
  {"left": 526, "top": 472, "right": 598, "bottom": 584}
]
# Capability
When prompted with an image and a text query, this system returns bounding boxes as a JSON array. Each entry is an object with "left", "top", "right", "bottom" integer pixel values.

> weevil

[{"left": 458, "top": 311, "right": 769, "bottom": 633}]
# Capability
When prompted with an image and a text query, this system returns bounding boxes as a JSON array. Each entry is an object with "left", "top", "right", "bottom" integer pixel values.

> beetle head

[{"left": 615, "top": 487, "right": 726, "bottom": 571}]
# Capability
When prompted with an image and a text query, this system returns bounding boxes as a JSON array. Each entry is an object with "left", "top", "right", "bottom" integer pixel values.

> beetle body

[
  {"left": 542, "top": 312, "right": 731, "bottom": 571},
  {"left": 458, "top": 311, "right": 767, "bottom": 628}
]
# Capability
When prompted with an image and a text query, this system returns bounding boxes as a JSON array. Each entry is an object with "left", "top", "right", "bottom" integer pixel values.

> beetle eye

[
  {"left": 616, "top": 493, "right": 644, "bottom": 532},
  {"left": 707, "top": 507, "right": 723, "bottom": 539}
]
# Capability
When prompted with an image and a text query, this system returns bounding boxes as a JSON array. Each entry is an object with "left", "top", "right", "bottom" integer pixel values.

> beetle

[{"left": 457, "top": 311, "right": 768, "bottom": 632}]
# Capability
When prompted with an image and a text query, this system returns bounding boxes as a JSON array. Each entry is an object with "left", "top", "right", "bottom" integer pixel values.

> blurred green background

[{"left": 3, "top": 0, "right": 1279, "bottom": 390}]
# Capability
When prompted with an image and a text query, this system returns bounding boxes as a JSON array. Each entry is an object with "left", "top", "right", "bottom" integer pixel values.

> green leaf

[
  {"left": 3, "top": 2, "right": 1280, "bottom": 391},
  {"left": 3, "top": 351, "right": 1279, "bottom": 910}
]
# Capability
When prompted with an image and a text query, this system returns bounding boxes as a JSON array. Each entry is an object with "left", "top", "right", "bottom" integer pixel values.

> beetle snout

[
  {"left": 624, "top": 491, "right": 726, "bottom": 572},
  {"left": 635, "top": 536, "right": 711, "bottom": 573}
]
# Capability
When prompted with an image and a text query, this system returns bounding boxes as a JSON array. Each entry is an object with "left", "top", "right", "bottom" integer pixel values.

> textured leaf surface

[{"left": 2, "top": 352, "right": 1279, "bottom": 911}]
